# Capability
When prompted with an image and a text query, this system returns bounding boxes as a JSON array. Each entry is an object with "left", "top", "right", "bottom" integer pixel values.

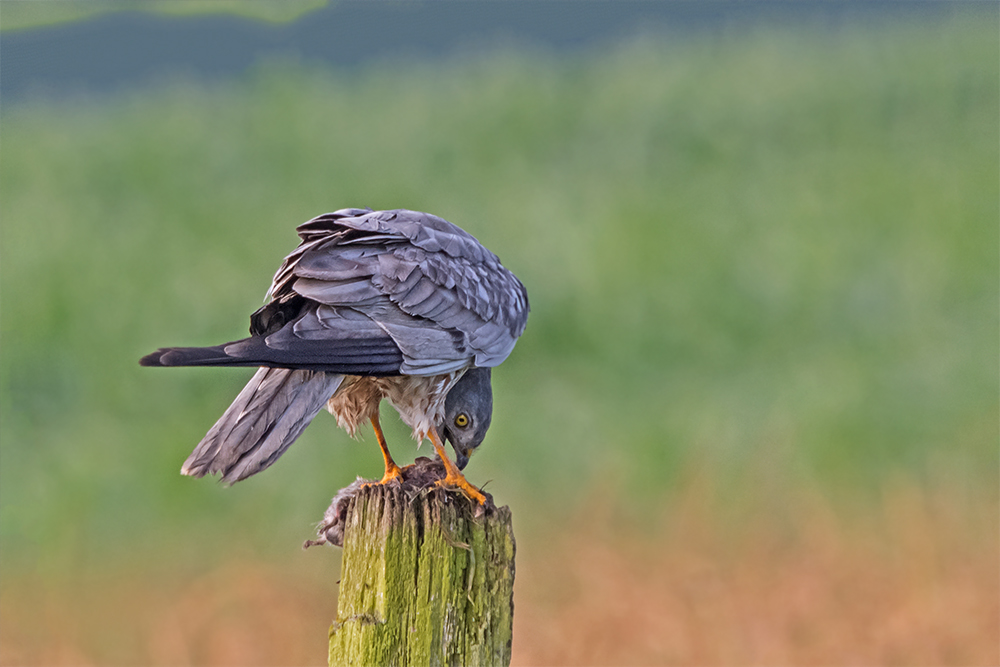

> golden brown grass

[
  {"left": 2, "top": 479, "right": 996, "bottom": 666},
  {"left": 513, "top": 479, "right": 998, "bottom": 665}
]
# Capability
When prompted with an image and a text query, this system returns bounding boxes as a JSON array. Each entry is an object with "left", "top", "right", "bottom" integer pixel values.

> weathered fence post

[{"left": 310, "top": 460, "right": 515, "bottom": 667}]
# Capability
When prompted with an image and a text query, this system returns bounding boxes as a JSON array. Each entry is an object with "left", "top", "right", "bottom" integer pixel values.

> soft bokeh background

[{"left": 1, "top": 2, "right": 997, "bottom": 665}]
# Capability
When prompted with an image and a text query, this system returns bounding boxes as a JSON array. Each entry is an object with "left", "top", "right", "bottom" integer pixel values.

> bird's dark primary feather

[
  {"left": 139, "top": 335, "right": 402, "bottom": 374},
  {"left": 140, "top": 300, "right": 406, "bottom": 375}
]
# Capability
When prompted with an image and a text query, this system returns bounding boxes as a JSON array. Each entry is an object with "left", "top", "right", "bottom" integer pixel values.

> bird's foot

[
  {"left": 425, "top": 428, "right": 487, "bottom": 505},
  {"left": 379, "top": 463, "right": 404, "bottom": 485},
  {"left": 435, "top": 473, "right": 487, "bottom": 505},
  {"left": 363, "top": 461, "right": 404, "bottom": 487}
]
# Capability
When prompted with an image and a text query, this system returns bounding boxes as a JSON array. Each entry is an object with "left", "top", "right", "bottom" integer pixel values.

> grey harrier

[{"left": 141, "top": 208, "right": 529, "bottom": 504}]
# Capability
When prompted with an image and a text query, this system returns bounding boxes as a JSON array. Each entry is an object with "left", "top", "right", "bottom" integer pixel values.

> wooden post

[{"left": 317, "top": 465, "right": 515, "bottom": 667}]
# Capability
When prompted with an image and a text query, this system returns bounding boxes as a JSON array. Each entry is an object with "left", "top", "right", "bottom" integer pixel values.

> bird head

[{"left": 439, "top": 367, "right": 493, "bottom": 470}]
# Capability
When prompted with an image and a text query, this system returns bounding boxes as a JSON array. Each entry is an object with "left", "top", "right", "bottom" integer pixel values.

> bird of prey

[{"left": 140, "top": 208, "right": 529, "bottom": 504}]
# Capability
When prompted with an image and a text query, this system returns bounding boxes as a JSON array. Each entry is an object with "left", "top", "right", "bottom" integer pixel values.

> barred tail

[{"left": 181, "top": 367, "right": 345, "bottom": 484}]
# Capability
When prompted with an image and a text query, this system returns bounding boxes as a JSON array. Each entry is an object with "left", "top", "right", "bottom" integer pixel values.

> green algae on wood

[{"left": 328, "top": 484, "right": 515, "bottom": 667}]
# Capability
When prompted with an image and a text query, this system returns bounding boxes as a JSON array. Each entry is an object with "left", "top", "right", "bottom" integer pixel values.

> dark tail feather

[
  {"left": 140, "top": 336, "right": 403, "bottom": 374},
  {"left": 141, "top": 344, "right": 245, "bottom": 367},
  {"left": 181, "top": 367, "right": 345, "bottom": 484}
]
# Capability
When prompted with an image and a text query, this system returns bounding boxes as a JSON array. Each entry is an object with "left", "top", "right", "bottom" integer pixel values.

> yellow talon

[
  {"left": 429, "top": 428, "right": 486, "bottom": 505},
  {"left": 377, "top": 461, "right": 404, "bottom": 485},
  {"left": 435, "top": 475, "right": 486, "bottom": 505}
]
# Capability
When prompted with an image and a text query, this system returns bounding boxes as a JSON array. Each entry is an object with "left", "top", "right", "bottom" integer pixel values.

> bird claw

[
  {"left": 435, "top": 475, "right": 487, "bottom": 506},
  {"left": 362, "top": 462, "right": 404, "bottom": 488}
]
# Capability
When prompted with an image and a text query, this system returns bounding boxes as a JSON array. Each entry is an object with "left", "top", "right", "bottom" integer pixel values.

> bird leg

[
  {"left": 428, "top": 427, "right": 486, "bottom": 505},
  {"left": 370, "top": 409, "right": 403, "bottom": 484}
]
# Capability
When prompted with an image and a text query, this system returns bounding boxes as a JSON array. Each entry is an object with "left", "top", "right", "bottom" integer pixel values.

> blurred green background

[
  {"left": 0, "top": 0, "right": 325, "bottom": 32},
  {"left": 1, "top": 5, "right": 996, "bottom": 589}
]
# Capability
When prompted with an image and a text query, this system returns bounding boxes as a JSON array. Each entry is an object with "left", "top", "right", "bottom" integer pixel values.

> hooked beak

[{"left": 441, "top": 426, "right": 471, "bottom": 470}]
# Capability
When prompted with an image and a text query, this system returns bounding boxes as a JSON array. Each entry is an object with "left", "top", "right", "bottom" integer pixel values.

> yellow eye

[{"left": 454, "top": 413, "right": 470, "bottom": 428}]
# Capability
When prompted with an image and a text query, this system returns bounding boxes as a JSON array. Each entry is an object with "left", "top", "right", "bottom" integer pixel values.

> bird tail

[
  {"left": 140, "top": 344, "right": 251, "bottom": 367},
  {"left": 181, "top": 367, "right": 345, "bottom": 484}
]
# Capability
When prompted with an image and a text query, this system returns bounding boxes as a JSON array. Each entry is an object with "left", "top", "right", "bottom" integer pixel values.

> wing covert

[{"left": 259, "top": 208, "right": 529, "bottom": 374}]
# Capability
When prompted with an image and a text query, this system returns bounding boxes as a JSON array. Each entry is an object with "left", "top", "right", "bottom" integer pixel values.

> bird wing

[
  {"left": 266, "top": 209, "right": 529, "bottom": 375},
  {"left": 181, "top": 366, "right": 346, "bottom": 483},
  {"left": 141, "top": 301, "right": 404, "bottom": 374}
]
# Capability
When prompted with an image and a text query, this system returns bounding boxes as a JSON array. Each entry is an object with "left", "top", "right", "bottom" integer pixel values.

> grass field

[{"left": 1, "top": 10, "right": 997, "bottom": 665}]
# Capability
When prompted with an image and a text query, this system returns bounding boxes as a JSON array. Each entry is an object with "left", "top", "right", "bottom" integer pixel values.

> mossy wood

[{"left": 329, "top": 484, "right": 515, "bottom": 667}]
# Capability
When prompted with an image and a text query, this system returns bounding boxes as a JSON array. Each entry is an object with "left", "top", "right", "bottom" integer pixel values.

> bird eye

[{"left": 454, "top": 413, "right": 470, "bottom": 428}]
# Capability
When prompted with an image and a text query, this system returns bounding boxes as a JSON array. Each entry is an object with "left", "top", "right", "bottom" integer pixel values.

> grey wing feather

[
  {"left": 181, "top": 367, "right": 345, "bottom": 483},
  {"left": 373, "top": 248, "right": 527, "bottom": 367},
  {"left": 278, "top": 209, "right": 529, "bottom": 373}
]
